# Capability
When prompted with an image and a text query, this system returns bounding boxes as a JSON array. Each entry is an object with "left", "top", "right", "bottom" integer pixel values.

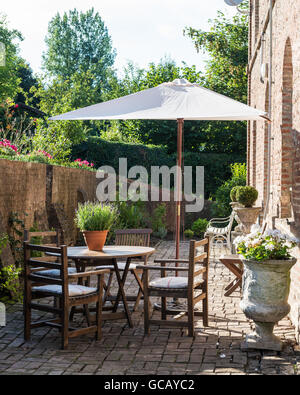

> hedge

[{"left": 72, "top": 137, "right": 246, "bottom": 199}]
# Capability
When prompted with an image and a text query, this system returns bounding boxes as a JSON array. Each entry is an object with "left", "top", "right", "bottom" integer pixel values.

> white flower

[
  {"left": 233, "top": 236, "right": 243, "bottom": 246},
  {"left": 252, "top": 238, "right": 261, "bottom": 246},
  {"left": 251, "top": 224, "right": 261, "bottom": 234},
  {"left": 265, "top": 244, "right": 275, "bottom": 251}
]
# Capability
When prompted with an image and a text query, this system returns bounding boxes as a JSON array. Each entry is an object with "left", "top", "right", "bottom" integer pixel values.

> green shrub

[
  {"left": 75, "top": 202, "right": 117, "bottom": 231},
  {"left": 152, "top": 204, "right": 168, "bottom": 239},
  {"left": 184, "top": 229, "right": 194, "bottom": 239},
  {"left": 211, "top": 163, "right": 247, "bottom": 218},
  {"left": 72, "top": 137, "right": 246, "bottom": 199},
  {"left": 114, "top": 200, "right": 147, "bottom": 230},
  {"left": 230, "top": 186, "right": 243, "bottom": 202},
  {"left": 191, "top": 218, "right": 209, "bottom": 237},
  {"left": 236, "top": 186, "right": 258, "bottom": 208}
]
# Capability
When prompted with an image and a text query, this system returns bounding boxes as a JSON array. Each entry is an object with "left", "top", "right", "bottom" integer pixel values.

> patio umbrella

[{"left": 50, "top": 78, "right": 267, "bottom": 259}]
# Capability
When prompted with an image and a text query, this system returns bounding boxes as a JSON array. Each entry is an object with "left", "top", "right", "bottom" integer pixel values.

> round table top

[{"left": 64, "top": 245, "right": 155, "bottom": 260}]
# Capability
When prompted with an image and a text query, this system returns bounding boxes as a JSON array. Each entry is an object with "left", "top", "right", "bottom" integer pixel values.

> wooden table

[
  {"left": 61, "top": 246, "right": 155, "bottom": 328},
  {"left": 219, "top": 255, "right": 243, "bottom": 297}
]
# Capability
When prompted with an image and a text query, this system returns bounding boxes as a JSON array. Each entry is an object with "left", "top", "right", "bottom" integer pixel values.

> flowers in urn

[
  {"left": 236, "top": 225, "right": 299, "bottom": 351},
  {"left": 234, "top": 225, "right": 299, "bottom": 262}
]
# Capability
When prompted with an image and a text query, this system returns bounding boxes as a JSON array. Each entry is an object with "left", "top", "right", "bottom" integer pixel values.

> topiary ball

[
  {"left": 230, "top": 186, "right": 243, "bottom": 202},
  {"left": 236, "top": 186, "right": 258, "bottom": 208}
]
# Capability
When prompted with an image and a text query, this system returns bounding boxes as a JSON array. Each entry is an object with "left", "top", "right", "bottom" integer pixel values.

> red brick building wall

[{"left": 248, "top": 0, "right": 300, "bottom": 342}]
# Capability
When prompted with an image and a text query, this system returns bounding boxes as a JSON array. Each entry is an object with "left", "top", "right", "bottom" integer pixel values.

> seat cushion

[
  {"left": 38, "top": 267, "right": 77, "bottom": 278},
  {"left": 149, "top": 277, "right": 188, "bottom": 289},
  {"left": 32, "top": 284, "right": 97, "bottom": 297}
]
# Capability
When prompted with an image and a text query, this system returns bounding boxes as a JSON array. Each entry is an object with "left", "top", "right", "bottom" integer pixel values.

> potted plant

[
  {"left": 75, "top": 202, "right": 117, "bottom": 251},
  {"left": 235, "top": 186, "right": 261, "bottom": 234},
  {"left": 234, "top": 226, "right": 298, "bottom": 351}
]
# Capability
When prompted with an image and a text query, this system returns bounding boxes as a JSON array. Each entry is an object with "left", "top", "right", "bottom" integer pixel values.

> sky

[{"left": 1, "top": 0, "right": 238, "bottom": 76}]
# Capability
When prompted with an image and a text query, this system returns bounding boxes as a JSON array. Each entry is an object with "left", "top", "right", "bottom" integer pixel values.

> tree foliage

[
  {"left": 42, "top": 8, "right": 116, "bottom": 87},
  {"left": 184, "top": 11, "right": 249, "bottom": 156},
  {"left": 0, "top": 14, "right": 23, "bottom": 101}
]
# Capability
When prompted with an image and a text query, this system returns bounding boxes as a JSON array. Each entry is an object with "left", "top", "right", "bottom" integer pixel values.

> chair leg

[
  {"left": 84, "top": 305, "right": 92, "bottom": 327},
  {"left": 96, "top": 276, "right": 104, "bottom": 341},
  {"left": 61, "top": 301, "right": 69, "bottom": 350},
  {"left": 187, "top": 294, "right": 195, "bottom": 337},
  {"left": 161, "top": 297, "right": 167, "bottom": 320},
  {"left": 143, "top": 275, "right": 150, "bottom": 335},
  {"left": 24, "top": 298, "right": 31, "bottom": 341},
  {"left": 202, "top": 296, "right": 209, "bottom": 327}
]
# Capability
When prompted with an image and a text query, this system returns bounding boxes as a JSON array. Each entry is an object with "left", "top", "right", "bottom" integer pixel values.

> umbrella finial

[{"left": 171, "top": 78, "right": 192, "bottom": 86}]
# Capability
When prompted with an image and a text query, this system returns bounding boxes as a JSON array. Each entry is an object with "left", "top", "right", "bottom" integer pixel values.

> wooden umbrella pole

[{"left": 176, "top": 119, "right": 184, "bottom": 261}]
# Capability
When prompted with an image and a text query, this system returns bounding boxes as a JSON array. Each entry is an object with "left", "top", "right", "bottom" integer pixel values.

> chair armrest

[
  {"left": 68, "top": 269, "right": 110, "bottom": 279},
  {"left": 154, "top": 259, "right": 189, "bottom": 264},
  {"left": 136, "top": 265, "right": 188, "bottom": 272}
]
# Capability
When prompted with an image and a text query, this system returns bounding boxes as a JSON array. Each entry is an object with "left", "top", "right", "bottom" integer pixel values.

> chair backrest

[
  {"left": 115, "top": 229, "right": 152, "bottom": 247},
  {"left": 188, "top": 238, "right": 209, "bottom": 289},
  {"left": 24, "top": 229, "right": 61, "bottom": 247},
  {"left": 23, "top": 242, "right": 69, "bottom": 297}
]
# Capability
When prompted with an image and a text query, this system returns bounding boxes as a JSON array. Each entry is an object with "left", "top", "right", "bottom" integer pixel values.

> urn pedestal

[{"left": 240, "top": 259, "right": 297, "bottom": 351}]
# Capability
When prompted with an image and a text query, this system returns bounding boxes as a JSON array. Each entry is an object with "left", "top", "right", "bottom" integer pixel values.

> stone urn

[
  {"left": 235, "top": 207, "right": 262, "bottom": 234},
  {"left": 240, "top": 258, "right": 297, "bottom": 351},
  {"left": 230, "top": 202, "right": 243, "bottom": 233}
]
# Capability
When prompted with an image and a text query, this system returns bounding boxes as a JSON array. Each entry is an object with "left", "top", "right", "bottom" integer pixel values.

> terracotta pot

[
  {"left": 240, "top": 258, "right": 297, "bottom": 351},
  {"left": 82, "top": 230, "right": 108, "bottom": 251}
]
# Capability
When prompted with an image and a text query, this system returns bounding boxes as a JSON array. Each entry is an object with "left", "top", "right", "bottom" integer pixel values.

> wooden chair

[
  {"left": 98, "top": 229, "right": 152, "bottom": 311},
  {"left": 24, "top": 229, "right": 77, "bottom": 278},
  {"left": 23, "top": 242, "right": 109, "bottom": 350},
  {"left": 138, "top": 238, "right": 210, "bottom": 337}
]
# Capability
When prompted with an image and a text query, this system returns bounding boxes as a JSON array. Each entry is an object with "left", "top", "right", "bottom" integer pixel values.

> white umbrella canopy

[
  {"left": 50, "top": 78, "right": 267, "bottom": 121},
  {"left": 50, "top": 78, "right": 267, "bottom": 259}
]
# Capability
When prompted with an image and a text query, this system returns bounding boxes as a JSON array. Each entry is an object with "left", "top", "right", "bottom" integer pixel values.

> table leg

[
  {"left": 112, "top": 258, "right": 133, "bottom": 328},
  {"left": 133, "top": 255, "right": 148, "bottom": 311},
  {"left": 224, "top": 278, "right": 242, "bottom": 297}
]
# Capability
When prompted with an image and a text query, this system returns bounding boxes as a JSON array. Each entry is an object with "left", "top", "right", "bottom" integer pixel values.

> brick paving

[{"left": 0, "top": 241, "right": 299, "bottom": 375}]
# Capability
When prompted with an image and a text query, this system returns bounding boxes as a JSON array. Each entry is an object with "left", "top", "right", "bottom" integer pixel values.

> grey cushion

[
  {"left": 32, "top": 284, "right": 97, "bottom": 297},
  {"left": 149, "top": 277, "right": 188, "bottom": 289},
  {"left": 38, "top": 267, "right": 77, "bottom": 278}
]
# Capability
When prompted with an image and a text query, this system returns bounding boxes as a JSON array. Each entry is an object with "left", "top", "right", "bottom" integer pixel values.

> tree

[
  {"left": 0, "top": 14, "right": 23, "bottom": 101},
  {"left": 184, "top": 11, "right": 249, "bottom": 156},
  {"left": 15, "top": 62, "right": 39, "bottom": 106},
  {"left": 31, "top": 70, "right": 101, "bottom": 161},
  {"left": 42, "top": 8, "right": 116, "bottom": 88}
]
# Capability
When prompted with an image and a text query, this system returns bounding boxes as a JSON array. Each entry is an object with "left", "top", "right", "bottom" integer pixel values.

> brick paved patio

[{"left": 0, "top": 241, "right": 299, "bottom": 375}]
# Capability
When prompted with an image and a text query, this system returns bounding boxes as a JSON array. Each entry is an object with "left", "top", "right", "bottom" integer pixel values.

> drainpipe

[{"left": 263, "top": 0, "right": 273, "bottom": 222}]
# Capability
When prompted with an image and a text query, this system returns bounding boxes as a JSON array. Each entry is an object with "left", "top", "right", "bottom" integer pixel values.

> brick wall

[
  {"left": 248, "top": 0, "right": 300, "bottom": 342},
  {"left": 0, "top": 158, "right": 210, "bottom": 264}
]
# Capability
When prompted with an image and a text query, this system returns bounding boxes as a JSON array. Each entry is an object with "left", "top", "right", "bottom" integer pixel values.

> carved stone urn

[
  {"left": 230, "top": 202, "right": 243, "bottom": 233},
  {"left": 240, "top": 258, "right": 297, "bottom": 351},
  {"left": 235, "top": 207, "right": 262, "bottom": 234}
]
